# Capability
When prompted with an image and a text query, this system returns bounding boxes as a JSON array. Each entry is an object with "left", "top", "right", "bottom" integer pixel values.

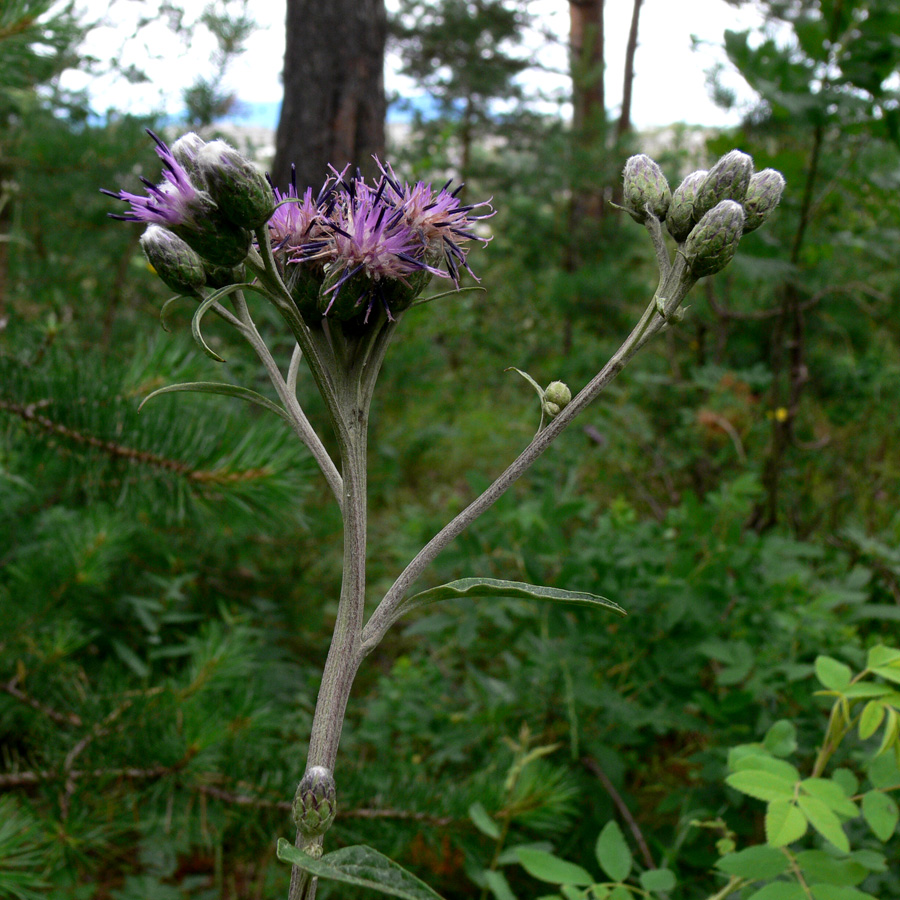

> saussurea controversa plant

[{"left": 103, "top": 133, "right": 785, "bottom": 900}]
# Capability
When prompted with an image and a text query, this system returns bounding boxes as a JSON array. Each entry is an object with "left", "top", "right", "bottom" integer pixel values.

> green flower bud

[
  {"left": 171, "top": 132, "right": 207, "bottom": 184},
  {"left": 292, "top": 766, "right": 336, "bottom": 838},
  {"left": 542, "top": 400, "right": 561, "bottom": 418},
  {"left": 544, "top": 381, "right": 572, "bottom": 409},
  {"left": 741, "top": 168, "right": 786, "bottom": 233},
  {"left": 665, "top": 170, "right": 707, "bottom": 242},
  {"left": 140, "top": 224, "right": 206, "bottom": 295},
  {"left": 622, "top": 154, "right": 671, "bottom": 223},
  {"left": 683, "top": 200, "right": 745, "bottom": 277},
  {"left": 197, "top": 140, "right": 276, "bottom": 230},
  {"left": 694, "top": 150, "right": 754, "bottom": 222},
  {"left": 172, "top": 200, "right": 252, "bottom": 269}
]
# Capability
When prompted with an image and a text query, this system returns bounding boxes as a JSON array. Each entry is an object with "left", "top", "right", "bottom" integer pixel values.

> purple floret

[{"left": 101, "top": 130, "right": 199, "bottom": 226}]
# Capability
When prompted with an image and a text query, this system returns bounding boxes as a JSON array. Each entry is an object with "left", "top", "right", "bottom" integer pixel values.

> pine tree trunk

[
  {"left": 271, "top": 0, "right": 387, "bottom": 192},
  {"left": 616, "top": 0, "right": 643, "bottom": 140},
  {"left": 566, "top": 0, "right": 607, "bottom": 262}
]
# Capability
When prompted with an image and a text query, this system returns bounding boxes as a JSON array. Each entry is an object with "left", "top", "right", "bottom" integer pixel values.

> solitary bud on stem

[
  {"left": 741, "top": 169, "right": 786, "bottom": 233},
  {"left": 197, "top": 141, "right": 276, "bottom": 230},
  {"left": 666, "top": 171, "right": 707, "bottom": 243},
  {"left": 139, "top": 225, "right": 206, "bottom": 295},
  {"left": 292, "top": 766, "right": 337, "bottom": 839},
  {"left": 544, "top": 381, "right": 571, "bottom": 409},
  {"left": 622, "top": 154, "right": 671, "bottom": 223},
  {"left": 684, "top": 200, "right": 745, "bottom": 277},
  {"left": 694, "top": 150, "right": 754, "bottom": 222}
]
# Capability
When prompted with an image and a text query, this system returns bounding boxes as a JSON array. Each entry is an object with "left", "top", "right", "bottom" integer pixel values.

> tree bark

[
  {"left": 569, "top": 0, "right": 605, "bottom": 134},
  {"left": 566, "top": 0, "right": 607, "bottom": 260},
  {"left": 616, "top": 0, "right": 643, "bottom": 140},
  {"left": 271, "top": 0, "right": 387, "bottom": 192}
]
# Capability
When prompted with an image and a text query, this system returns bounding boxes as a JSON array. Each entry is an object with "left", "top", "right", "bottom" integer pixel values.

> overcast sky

[{"left": 61, "top": 0, "right": 765, "bottom": 129}]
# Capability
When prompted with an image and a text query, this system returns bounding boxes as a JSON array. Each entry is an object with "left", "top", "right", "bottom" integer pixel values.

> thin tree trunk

[
  {"left": 616, "top": 0, "right": 643, "bottom": 140},
  {"left": 271, "top": 0, "right": 387, "bottom": 192},
  {"left": 567, "top": 0, "right": 606, "bottom": 261}
]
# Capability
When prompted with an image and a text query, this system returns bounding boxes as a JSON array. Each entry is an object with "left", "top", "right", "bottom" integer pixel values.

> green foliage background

[{"left": 1, "top": 1, "right": 899, "bottom": 898}]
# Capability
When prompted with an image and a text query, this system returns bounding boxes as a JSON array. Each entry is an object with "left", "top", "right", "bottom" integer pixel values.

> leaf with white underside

[
  {"left": 276, "top": 840, "right": 446, "bottom": 900},
  {"left": 391, "top": 578, "right": 626, "bottom": 628},
  {"left": 139, "top": 382, "right": 290, "bottom": 422}
]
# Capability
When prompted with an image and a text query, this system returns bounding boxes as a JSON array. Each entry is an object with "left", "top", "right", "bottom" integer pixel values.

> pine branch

[
  {"left": 0, "top": 397, "right": 274, "bottom": 485},
  {"left": 0, "top": 675, "right": 83, "bottom": 727}
]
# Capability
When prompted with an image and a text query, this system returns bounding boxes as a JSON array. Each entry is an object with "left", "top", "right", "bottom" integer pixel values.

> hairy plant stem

[{"left": 363, "top": 288, "right": 669, "bottom": 647}]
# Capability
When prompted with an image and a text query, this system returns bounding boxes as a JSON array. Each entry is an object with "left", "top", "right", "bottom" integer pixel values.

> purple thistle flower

[
  {"left": 101, "top": 130, "right": 201, "bottom": 227},
  {"left": 376, "top": 160, "right": 493, "bottom": 286},
  {"left": 317, "top": 178, "right": 446, "bottom": 320},
  {"left": 268, "top": 165, "right": 334, "bottom": 257}
]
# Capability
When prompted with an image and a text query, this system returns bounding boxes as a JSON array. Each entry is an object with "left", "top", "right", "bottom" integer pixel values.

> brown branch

[
  {"left": 1, "top": 677, "right": 83, "bottom": 727},
  {"left": 582, "top": 756, "right": 655, "bottom": 870},
  {"left": 0, "top": 398, "right": 273, "bottom": 485}
]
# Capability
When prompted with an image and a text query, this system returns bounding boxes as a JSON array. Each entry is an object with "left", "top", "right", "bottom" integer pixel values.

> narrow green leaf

[
  {"left": 732, "top": 754, "right": 802, "bottom": 783},
  {"left": 607, "top": 887, "right": 630, "bottom": 900},
  {"left": 745, "top": 883, "right": 806, "bottom": 900},
  {"left": 394, "top": 578, "right": 625, "bottom": 627},
  {"left": 497, "top": 843, "right": 554, "bottom": 866},
  {"left": 858, "top": 702, "right": 886, "bottom": 740},
  {"left": 638, "top": 868, "right": 677, "bottom": 892},
  {"left": 866, "top": 645, "right": 900, "bottom": 670},
  {"left": 809, "top": 886, "right": 878, "bottom": 900},
  {"left": 726, "top": 770, "right": 797, "bottom": 802},
  {"left": 716, "top": 845, "right": 790, "bottom": 879},
  {"left": 764, "top": 720, "right": 798, "bottom": 758},
  {"left": 861, "top": 790, "right": 898, "bottom": 841},
  {"left": 871, "top": 666, "right": 900, "bottom": 685},
  {"left": 815, "top": 657, "right": 853, "bottom": 692},
  {"left": 469, "top": 802, "right": 501, "bottom": 840},
  {"left": 276, "top": 840, "right": 446, "bottom": 900},
  {"left": 875, "top": 707, "right": 898, "bottom": 757},
  {"left": 765, "top": 800, "right": 807, "bottom": 847},
  {"left": 797, "top": 795, "right": 850, "bottom": 853},
  {"left": 795, "top": 850, "right": 867, "bottom": 887},
  {"left": 191, "top": 290, "right": 229, "bottom": 362},
  {"left": 138, "top": 381, "right": 289, "bottom": 422},
  {"left": 799, "top": 778, "right": 858, "bottom": 818},
  {"left": 841, "top": 683, "right": 893, "bottom": 699},
  {"left": 515, "top": 849, "right": 593, "bottom": 886},
  {"left": 483, "top": 869, "right": 518, "bottom": 900},
  {"left": 595, "top": 821, "right": 632, "bottom": 883},
  {"left": 111, "top": 639, "right": 150, "bottom": 678}
]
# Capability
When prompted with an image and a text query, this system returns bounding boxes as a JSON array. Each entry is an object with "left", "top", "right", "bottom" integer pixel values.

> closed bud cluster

[
  {"left": 683, "top": 200, "right": 745, "bottom": 277},
  {"left": 292, "top": 766, "right": 337, "bottom": 838},
  {"left": 694, "top": 150, "right": 754, "bottom": 222},
  {"left": 622, "top": 154, "right": 671, "bottom": 223},
  {"left": 542, "top": 381, "right": 572, "bottom": 419},
  {"left": 741, "top": 169, "right": 786, "bottom": 233},
  {"left": 139, "top": 225, "right": 206, "bottom": 296},
  {"left": 103, "top": 130, "right": 257, "bottom": 276},
  {"left": 665, "top": 171, "right": 707, "bottom": 243},
  {"left": 197, "top": 140, "right": 276, "bottom": 230}
]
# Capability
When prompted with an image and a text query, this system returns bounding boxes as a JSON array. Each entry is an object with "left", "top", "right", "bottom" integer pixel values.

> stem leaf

[
  {"left": 394, "top": 578, "right": 626, "bottom": 626},
  {"left": 138, "top": 381, "right": 290, "bottom": 422},
  {"left": 276, "top": 840, "right": 446, "bottom": 900}
]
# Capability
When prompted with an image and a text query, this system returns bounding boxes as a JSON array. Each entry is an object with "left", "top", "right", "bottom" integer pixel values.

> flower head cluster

[
  {"left": 102, "top": 130, "right": 272, "bottom": 276},
  {"left": 269, "top": 163, "right": 492, "bottom": 323},
  {"left": 622, "top": 149, "right": 785, "bottom": 283}
]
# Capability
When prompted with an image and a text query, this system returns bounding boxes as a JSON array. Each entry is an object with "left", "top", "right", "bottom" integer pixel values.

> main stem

[{"left": 287, "top": 361, "right": 371, "bottom": 900}]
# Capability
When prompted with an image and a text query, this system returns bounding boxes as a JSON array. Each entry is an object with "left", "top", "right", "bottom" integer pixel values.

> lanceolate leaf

[
  {"left": 138, "top": 382, "right": 290, "bottom": 423},
  {"left": 276, "top": 840, "right": 446, "bottom": 900},
  {"left": 394, "top": 578, "right": 625, "bottom": 626}
]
